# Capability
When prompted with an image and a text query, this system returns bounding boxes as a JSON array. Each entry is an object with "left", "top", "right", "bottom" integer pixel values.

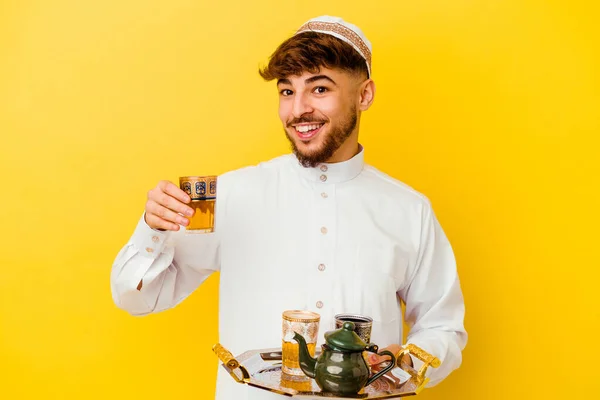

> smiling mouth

[{"left": 293, "top": 123, "right": 325, "bottom": 140}]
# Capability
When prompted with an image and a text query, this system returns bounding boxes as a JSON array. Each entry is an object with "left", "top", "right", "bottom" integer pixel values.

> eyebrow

[
  {"left": 305, "top": 75, "right": 337, "bottom": 86},
  {"left": 277, "top": 75, "right": 338, "bottom": 86}
]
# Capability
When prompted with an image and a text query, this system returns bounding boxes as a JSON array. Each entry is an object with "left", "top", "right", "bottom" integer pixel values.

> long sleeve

[
  {"left": 110, "top": 213, "right": 220, "bottom": 316},
  {"left": 398, "top": 199, "right": 467, "bottom": 387}
]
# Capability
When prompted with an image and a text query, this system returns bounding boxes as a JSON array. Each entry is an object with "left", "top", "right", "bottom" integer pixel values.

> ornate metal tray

[{"left": 213, "top": 343, "right": 440, "bottom": 398}]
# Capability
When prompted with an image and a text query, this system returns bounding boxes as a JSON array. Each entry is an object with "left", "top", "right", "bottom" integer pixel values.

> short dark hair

[{"left": 259, "top": 32, "right": 368, "bottom": 81}]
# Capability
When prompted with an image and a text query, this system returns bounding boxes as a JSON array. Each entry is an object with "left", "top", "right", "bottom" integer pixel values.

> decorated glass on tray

[{"left": 281, "top": 310, "right": 320, "bottom": 376}]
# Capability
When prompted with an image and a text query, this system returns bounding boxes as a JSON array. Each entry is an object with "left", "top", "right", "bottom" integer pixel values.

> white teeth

[{"left": 296, "top": 124, "right": 322, "bottom": 133}]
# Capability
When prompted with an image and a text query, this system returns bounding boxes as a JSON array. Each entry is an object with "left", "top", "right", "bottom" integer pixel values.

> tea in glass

[{"left": 179, "top": 175, "right": 217, "bottom": 233}]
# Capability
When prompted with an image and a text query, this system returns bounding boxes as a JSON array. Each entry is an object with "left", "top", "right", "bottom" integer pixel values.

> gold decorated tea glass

[
  {"left": 179, "top": 175, "right": 217, "bottom": 233},
  {"left": 334, "top": 313, "right": 373, "bottom": 344},
  {"left": 281, "top": 310, "right": 320, "bottom": 376}
]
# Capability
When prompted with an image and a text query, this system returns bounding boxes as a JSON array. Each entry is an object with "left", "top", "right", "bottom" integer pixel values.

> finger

[
  {"left": 158, "top": 180, "right": 191, "bottom": 204},
  {"left": 150, "top": 189, "right": 194, "bottom": 217},
  {"left": 146, "top": 199, "right": 190, "bottom": 227},
  {"left": 158, "top": 192, "right": 195, "bottom": 217},
  {"left": 145, "top": 211, "right": 181, "bottom": 231}
]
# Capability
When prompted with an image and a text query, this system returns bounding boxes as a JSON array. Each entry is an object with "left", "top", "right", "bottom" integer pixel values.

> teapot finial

[{"left": 342, "top": 321, "right": 355, "bottom": 331}]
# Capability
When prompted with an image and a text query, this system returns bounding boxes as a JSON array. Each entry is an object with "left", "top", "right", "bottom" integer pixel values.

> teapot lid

[{"left": 324, "top": 321, "right": 367, "bottom": 351}]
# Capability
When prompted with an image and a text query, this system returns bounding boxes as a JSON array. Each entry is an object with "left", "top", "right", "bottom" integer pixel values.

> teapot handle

[{"left": 365, "top": 350, "right": 396, "bottom": 387}]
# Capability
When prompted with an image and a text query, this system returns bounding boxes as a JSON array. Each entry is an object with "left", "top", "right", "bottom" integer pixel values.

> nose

[{"left": 291, "top": 92, "right": 314, "bottom": 119}]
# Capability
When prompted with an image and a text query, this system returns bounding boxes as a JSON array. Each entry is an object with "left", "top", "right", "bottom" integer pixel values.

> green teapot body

[{"left": 314, "top": 344, "right": 371, "bottom": 395}]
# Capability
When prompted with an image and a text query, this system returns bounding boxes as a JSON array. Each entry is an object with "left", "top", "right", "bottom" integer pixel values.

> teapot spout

[{"left": 292, "top": 332, "right": 317, "bottom": 379}]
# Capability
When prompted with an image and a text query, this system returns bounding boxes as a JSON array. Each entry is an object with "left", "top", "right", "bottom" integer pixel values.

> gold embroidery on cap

[{"left": 296, "top": 21, "right": 372, "bottom": 72}]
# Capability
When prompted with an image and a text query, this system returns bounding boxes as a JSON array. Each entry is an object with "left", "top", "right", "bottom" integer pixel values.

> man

[{"left": 111, "top": 15, "right": 467, "bottom": 399}]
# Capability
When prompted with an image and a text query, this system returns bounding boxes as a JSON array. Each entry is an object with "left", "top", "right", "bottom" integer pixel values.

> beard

[{"left": 285, "top": 106, "right": 358, "bottom": 168}]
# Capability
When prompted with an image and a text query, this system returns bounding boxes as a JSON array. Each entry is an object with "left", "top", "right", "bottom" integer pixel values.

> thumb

[
  {"left": 368, "top": 352, "right": 394, "bottom": 366},
  {"left": 368, "top": 353, "right": 383, "bottom": 365},
  {"left": 367, "top": 344, "right": 402, "bottom": 366}
]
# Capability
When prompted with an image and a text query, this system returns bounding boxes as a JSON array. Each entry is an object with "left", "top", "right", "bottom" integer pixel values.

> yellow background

[{"left": 1, "top": 0, "right": 598, "bottom": 398}]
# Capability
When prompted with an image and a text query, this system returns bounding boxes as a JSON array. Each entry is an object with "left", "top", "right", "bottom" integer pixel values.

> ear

[{"left": 358, "top": 79, "right": 376, "bottom": 111}]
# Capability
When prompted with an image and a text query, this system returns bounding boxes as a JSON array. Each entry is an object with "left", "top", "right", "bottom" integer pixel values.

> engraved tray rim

[{"left": 221, "top": 347, "right": 424, "bottom": 399}]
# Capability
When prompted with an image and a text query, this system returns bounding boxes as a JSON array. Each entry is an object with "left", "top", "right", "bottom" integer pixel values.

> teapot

[{"left": 293, "top": 321, "right": 396, "bottom": 396}]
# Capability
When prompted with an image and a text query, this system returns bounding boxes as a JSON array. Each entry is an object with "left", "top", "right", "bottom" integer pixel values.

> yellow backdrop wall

[{"left": 1, "top": 1, "right": 598, "bottom": 399}]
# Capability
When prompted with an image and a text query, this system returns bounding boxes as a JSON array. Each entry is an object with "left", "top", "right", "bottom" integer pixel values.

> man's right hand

[{"left": 144, "top": 180, "right": 194, "bottom": 231}]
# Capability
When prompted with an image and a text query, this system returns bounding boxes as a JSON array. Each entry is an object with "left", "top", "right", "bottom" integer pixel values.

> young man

[{"left": 111, "top": 16, "right": 467, "bottom": 399}]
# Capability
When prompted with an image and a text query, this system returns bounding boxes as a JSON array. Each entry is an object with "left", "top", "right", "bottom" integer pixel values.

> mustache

[{"left": 286, "top": 116, "right": 328, "bottom": 127}]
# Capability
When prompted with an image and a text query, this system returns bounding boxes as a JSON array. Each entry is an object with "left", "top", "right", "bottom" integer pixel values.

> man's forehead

[{"left": 277, "top": 69, "right": 345, "bottom": 85}]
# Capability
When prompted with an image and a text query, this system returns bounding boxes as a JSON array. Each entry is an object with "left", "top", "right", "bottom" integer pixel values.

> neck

[{"left": 326, "top": 129, "right": 360, "bottom": 164}]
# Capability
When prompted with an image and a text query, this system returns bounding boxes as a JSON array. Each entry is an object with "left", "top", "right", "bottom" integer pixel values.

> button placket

[{"left": 310, "top": 182, "right": 336, "bottom": 315}]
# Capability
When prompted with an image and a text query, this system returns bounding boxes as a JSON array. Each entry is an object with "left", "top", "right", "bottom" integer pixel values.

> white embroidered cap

[{"left": 295, "top": 15, "right": 372, "bottom": 77}]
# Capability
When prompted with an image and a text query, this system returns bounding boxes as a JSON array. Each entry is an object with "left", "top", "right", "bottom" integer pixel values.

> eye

[
  {"left": 313, "top": 86, "right": 328, "bottom": 94},
  {"left": 280, "top": 89, "right": 293, "bottom": 96}
]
